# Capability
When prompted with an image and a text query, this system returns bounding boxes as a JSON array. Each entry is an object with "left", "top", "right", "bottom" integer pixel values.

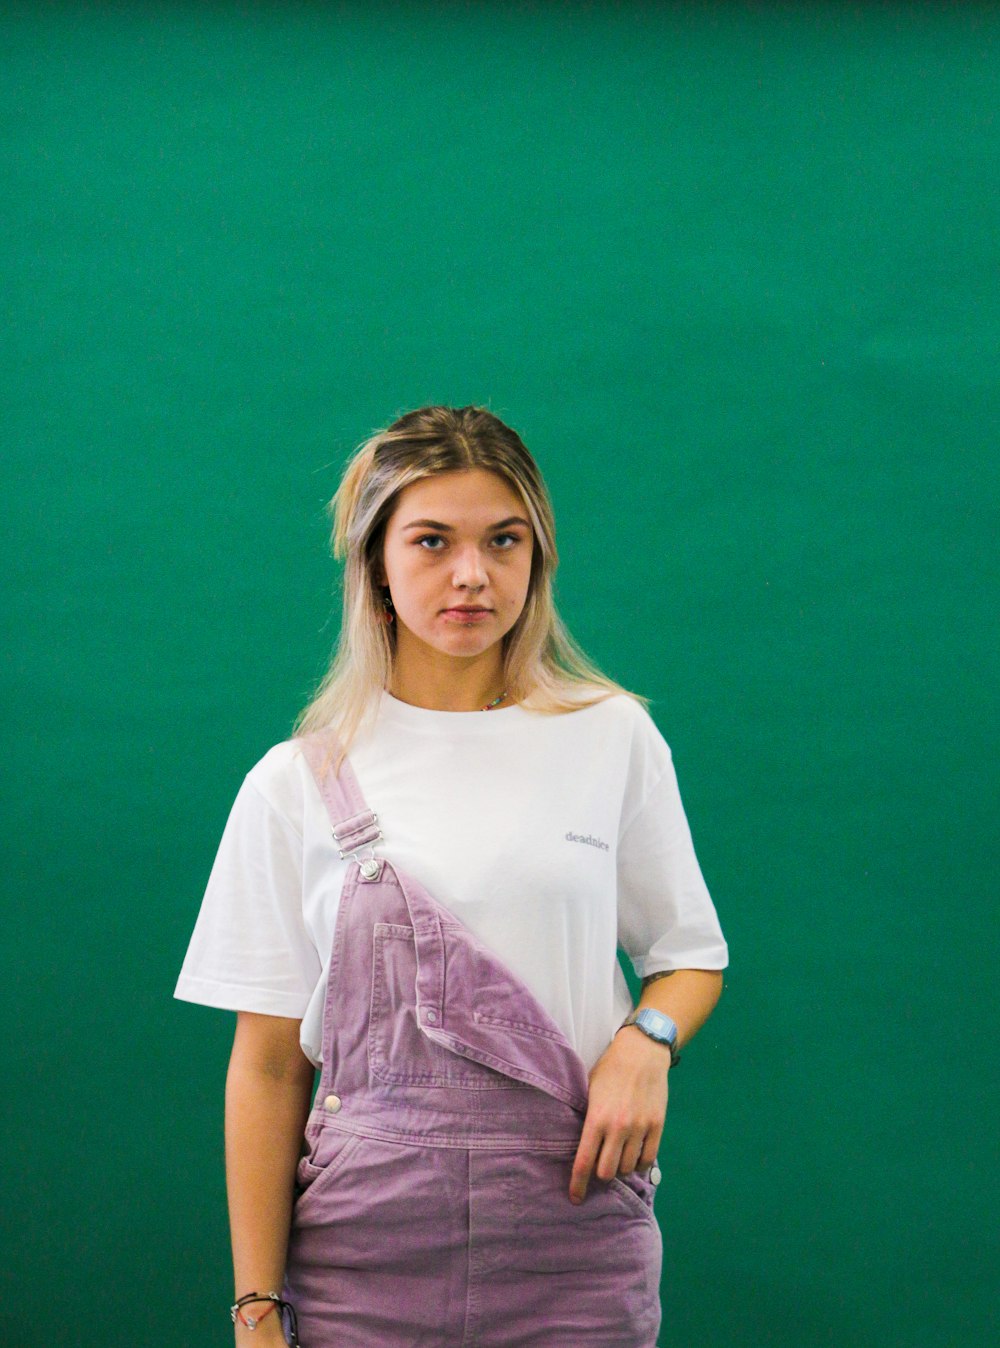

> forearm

[
  {"left": 225, "top": 1055, "right": 314, "bottom": 1316},
  {"left": 636, "top": 967, "right": 724, "bottom": 1050},
  {"left": 570, "top": 969, "right": 723, "bottom": 1201}
]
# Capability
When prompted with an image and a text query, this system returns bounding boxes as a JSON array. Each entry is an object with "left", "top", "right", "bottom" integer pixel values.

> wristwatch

[{"left": 620, "top": 1008, "right": 681, "bottom": 1067}]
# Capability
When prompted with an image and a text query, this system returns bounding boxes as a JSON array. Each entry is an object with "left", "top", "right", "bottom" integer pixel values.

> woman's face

[{"left": 379, "top": 468, "right": 534, "bottom": 673}]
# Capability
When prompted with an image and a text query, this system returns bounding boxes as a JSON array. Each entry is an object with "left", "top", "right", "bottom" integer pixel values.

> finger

[
  {"left": 594, "top": 1130, "right": 627, "bottom": 1183},
  {"left": 617, "top": 1134, "right": 645, "bottom": 1176},
  {"left": 569, "top": 1123, "right": 602, "bottom": 1205},
  {"left": 638, "top": 1123, "right": 664, "bottom": 1171}
]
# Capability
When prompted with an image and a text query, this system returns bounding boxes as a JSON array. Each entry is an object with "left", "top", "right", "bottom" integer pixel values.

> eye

[
  {"left": 415, "top": 534, "right": 446, "bottom": 551},
  {"left": 492, "top": 532, "right": 522, "bottom": 549}
]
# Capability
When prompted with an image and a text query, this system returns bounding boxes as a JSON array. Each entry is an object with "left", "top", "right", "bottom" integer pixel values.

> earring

[{"left": 381, "top": 587, "right": 395, "bottom": 623}]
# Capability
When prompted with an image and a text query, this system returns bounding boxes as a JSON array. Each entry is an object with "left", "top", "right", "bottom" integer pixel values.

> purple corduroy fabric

[{"left": 282, "top": 732, "right": 662, "bottom": 1346}]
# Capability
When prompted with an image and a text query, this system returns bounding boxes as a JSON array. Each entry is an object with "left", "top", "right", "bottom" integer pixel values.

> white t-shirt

[{"left": 174, "top": 690, "right": 728, "bottom": 1071}]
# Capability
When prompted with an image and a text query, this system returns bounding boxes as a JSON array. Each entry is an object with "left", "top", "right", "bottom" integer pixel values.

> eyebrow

[{"left": 401, "top": 516, "right": 531, "bottom": 532}]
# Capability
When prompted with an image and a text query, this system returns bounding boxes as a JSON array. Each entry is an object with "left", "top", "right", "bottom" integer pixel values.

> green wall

[{"left": 3, "top": 2, "right": 997, "bottom": 1344}]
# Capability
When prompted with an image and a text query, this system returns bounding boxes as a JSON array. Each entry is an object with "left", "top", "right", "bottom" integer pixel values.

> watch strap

[{"left": 620, "top": 1008, "right": 682, "bottom": 1067}]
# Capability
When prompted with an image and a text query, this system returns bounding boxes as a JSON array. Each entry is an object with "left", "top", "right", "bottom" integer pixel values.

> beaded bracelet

[{"left": 230, "top": 1291, "right": 300, "bottom": 1345}]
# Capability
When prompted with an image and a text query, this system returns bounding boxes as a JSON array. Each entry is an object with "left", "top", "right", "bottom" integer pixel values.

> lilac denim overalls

[{"left": 282, "top": 732, "right": 662, "bottom": 1346}]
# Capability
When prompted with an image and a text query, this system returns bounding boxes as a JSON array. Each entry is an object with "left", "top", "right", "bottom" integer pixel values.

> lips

[{"left": 440, "top": 606, "right": 493, "bottom": 622}]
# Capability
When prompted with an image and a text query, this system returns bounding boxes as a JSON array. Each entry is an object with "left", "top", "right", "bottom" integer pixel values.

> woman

[{"left": 175, "top": 405, "right": 728, "bottom": 1347}]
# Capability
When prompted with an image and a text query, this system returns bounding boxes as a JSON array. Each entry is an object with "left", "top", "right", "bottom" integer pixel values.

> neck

[{"left": 388, "top": 644, "right": 507, "bottom": 712}]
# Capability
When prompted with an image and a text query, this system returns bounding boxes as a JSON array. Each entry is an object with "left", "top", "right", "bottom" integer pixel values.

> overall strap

[{"left": 296, "top": 730, "right": 383, "bottom": 879}]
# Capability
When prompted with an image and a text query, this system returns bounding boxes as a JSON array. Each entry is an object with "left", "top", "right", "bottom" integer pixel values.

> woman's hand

[
  {"left": 568, "top": 1027, "right": 669, "bottom": 1204},
  {"left": 234, "top": 1311, "right": 290, "bottom": 1347},
  {"left": 234, "top": 1304, "right": 295, "bottom": 1348}
]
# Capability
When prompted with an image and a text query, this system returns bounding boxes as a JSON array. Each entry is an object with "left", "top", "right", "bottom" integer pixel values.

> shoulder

[
  {"left": 526, "top": 690, "right": 673, "bottom": 794},
  {"left": 239, "top": 738, "right": 317, "bottom": 830},
  {"left": 565, "top": 691, "right": 671, "bottom": 753},
  {"left": 571, "top": 695, "right": 678, "bottom": 817}
]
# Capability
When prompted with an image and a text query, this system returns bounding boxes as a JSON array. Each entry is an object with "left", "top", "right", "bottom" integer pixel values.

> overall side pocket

[
  {"left": 294, "top": 1126, "right": 362, "bottom": 1210},
  {"left": 608, "top": 1170, "right": 659, "bottom": 1223}
]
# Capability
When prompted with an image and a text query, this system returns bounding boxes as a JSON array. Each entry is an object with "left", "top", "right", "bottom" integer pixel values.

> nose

[{"left": 452, "top": 544, "right": 488, "bottom": 591}]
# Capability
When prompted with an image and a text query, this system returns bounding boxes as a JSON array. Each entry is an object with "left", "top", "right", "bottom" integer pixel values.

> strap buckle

[{"left": 333, "top": 810, "right": 383, "bottom": 880}]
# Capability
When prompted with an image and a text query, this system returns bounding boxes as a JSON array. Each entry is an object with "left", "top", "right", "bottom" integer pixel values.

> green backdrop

[{"left": 3, "top": 2, "right": 997, "bottom": 1345}]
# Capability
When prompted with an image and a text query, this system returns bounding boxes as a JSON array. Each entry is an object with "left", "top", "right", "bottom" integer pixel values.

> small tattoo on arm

[{"left": 641, "top": 970, "right": 676, "bottom": 988}]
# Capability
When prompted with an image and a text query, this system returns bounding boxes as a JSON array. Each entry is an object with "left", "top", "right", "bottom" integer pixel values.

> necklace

[{"left": 482, "top": 690, "right": 508, "bottom": 711}]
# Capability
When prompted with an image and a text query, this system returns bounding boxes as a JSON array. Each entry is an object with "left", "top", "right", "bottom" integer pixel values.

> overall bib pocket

[{"left": 368, "top": 923, "right": 526, "bottom": 1090}]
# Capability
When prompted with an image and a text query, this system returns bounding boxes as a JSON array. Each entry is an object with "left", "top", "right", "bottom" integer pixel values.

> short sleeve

[
  {"left": 174, "top": 774, "right": 321, "bottom": 1017},
  {"left": 616, "top": 729, "right": 729, "bottom": 978}
]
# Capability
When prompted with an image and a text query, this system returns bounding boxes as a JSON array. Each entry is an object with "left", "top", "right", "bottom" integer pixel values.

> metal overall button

[{"left": 323, "top": 1093, "right": 342, "bottom": 1112}]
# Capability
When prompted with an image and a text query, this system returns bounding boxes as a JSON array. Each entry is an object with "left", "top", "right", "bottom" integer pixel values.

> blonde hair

[{"left": 294, "top": 405, "right": 646, "bottom": 754}]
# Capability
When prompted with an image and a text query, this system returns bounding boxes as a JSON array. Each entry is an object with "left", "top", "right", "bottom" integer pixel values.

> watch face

[{"left": 637, "top": 1009, "right": 677, "bottom": 1044}]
